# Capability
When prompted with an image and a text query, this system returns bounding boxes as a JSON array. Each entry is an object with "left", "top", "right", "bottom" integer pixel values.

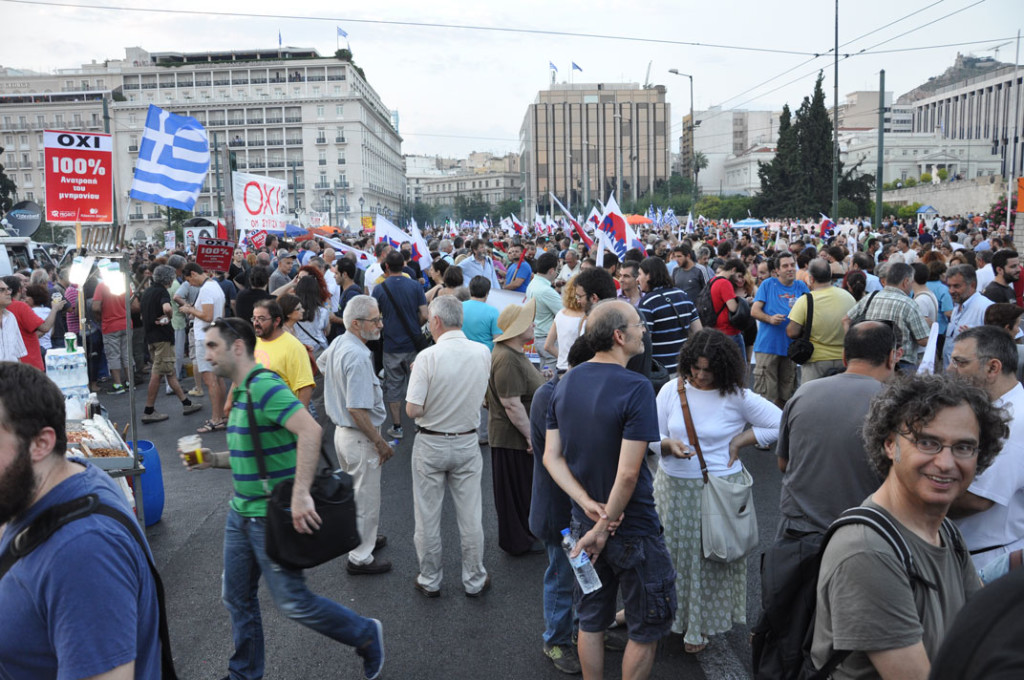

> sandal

[
  {"left": 196, "top": 419, "right": 227, "bottom": 434},
  {"left": 684, "top": 636, "right": 709, "bottom": 654}
]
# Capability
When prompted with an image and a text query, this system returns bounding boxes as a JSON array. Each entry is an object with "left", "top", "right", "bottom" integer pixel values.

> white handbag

[{"left": 677, "top": 381, "right": 759, "bottom": 563}]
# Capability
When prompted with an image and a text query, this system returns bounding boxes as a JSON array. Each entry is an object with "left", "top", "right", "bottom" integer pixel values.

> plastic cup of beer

[{"left": 179, "top": 434, "right": 204, "bottom": 466}]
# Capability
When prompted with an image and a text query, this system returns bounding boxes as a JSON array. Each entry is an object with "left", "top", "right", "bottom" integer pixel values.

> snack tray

[{"left": 65, "top": 416, "right": 136, "bottom": 471}]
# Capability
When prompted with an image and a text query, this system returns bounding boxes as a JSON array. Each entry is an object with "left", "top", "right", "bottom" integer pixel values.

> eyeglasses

[
  {"left": 251, "top": 315, "right": 272, "bottom": 323},
  {"left": 357, "top": 316, "right": 385, "bottom": 325},
  {"left": 898, "top": 431, "right": 980, "bottom": 459},
  {"left": 618, "top": 322, "right": 645, "bottom": 331}
]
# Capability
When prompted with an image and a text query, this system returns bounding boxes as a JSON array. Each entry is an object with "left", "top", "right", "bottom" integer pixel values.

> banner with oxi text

[
  {"left": 44, "top": 130, "right": 113, "bottom": 223},
  {"left": 232, "top": 171, "right": 289, "bottom": 236}
]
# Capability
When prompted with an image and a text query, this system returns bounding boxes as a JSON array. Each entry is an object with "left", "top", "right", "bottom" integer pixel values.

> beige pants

[
  {"left": 334, "top": 427, "right": 381, "bottom": 566},
  {"left": 800, "top": 359, "right": 845, "bottom": 383}
]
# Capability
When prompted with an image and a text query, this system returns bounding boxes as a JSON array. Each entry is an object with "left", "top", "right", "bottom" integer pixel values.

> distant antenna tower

[{"left": 986, "top": 41, "right": 1012, "bottom": 60}]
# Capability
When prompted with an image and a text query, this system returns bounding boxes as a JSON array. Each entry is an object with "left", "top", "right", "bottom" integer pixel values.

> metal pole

[
  {"left": 689, "top": 74, "right": 695, "bottom": 207},
  {"left": 1007, "top": 29, "right": 1021, "bottom": 228},
  {"left": 615, "top": 112, "right": 623, "bottom": 203},
  {"left": 291, "top": 161, "right": 299, "bottom": 211},
  {"left": 832, "top": 0, "right": 840, "bottom": 219},
  {"left": 213, "top": 132, "right": 223, "bottom": 220},
  {"left": 103, "top": 97, "right": 118, "bottom": 231},
  {"left": 876, "top": 70, "right": 885, "bottom": 230}
]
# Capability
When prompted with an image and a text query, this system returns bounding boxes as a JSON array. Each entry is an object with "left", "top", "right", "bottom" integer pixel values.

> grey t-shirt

[
  {"left": 673, "top": 265, "right": 708, "bottom": 304},
  {"left": 811, "top": 500, "right": 981, "bottom": 679},
  {"left": 269, "top": 268, "right": 292, "bottom": 293},
  {"left": 777, "top": 372, "right": 885, "bottom": 536}
]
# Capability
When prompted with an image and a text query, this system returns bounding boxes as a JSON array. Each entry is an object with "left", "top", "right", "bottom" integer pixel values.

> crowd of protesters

[{"left": 2, "top": 211, "right": 1024, "bottom": 679}]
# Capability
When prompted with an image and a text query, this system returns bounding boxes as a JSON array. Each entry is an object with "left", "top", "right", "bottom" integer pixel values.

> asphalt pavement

[{"left": 102, "top": 375, "right": 783, "bottom": 680}]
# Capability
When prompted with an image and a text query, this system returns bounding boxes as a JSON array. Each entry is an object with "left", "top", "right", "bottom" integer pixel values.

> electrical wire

[{"left": 0, "top": 0, "right": 818, "bottom": 57}]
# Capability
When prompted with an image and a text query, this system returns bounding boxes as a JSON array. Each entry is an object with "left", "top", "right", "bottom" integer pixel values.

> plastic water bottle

[{"left": 561, "top": 528, "right": 602, "bottom": 594}]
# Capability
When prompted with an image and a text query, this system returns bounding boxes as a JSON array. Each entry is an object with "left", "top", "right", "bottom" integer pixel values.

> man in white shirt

[
  {"left": 943, "top": 265, "right": 993, "bottom": 369},
  {"left": 179, "top": 262, "right": 227, "bottom": 431},
  {"left": 0, "top": 280, "right": 27, "bottom": 362},
  {"left": 364, "top": 242, "right": 391, "bottom": 295},
  {"left": 948, "top": 326, "right": 1024, "bottom": 572},
  {"left": 974, "top": 251, "right": 996, "bottom": 294},
  {"left": 554, "top": 249, "right": 581, "bottom": 289}
]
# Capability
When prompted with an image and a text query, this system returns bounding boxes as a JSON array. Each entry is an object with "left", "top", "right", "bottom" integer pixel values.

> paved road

[{"left": 103, "top": 377, "right": 783, "bottom": 680}]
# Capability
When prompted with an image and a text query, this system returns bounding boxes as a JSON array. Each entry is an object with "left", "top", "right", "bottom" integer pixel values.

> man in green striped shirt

[{"left": 182, "top": 317, "right": 385, "bottom": 680}]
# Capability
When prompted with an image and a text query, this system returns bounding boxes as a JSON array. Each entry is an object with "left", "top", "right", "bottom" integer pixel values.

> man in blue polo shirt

[
  {"left": 503, "top": 243, "right": 533, "bottom": 293},
  {"left": 752, "top": 252, "right": 809, "bottom": 408}
]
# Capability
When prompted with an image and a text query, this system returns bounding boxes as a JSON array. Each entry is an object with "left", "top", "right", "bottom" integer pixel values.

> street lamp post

[
  {"left": 668, "top": 69, "right": 696, "bottom": 205},
  {"left": 358, "top": 196, "right": 364, "bottom": 227},
  {"left": 321, "top": 191, "right": 334, "bottom": 227},
  {"left": 613, "top": 113, "right": 623, "bottom": 203}
]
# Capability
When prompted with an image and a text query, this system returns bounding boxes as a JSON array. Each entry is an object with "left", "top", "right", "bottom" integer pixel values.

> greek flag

[
  {"left": 337, "top": 26, "right": 348, "bottom": 38},
  {"left": 549, "top": 61, "right": 558, "bottom": 72},
  {"left": 129, "top": 105, "right": 210, "bottom": 211}
]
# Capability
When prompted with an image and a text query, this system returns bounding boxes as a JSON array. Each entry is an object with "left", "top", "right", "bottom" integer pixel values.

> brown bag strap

[{"left": 676, "top": 380, "right": 709, "bottom": 484}]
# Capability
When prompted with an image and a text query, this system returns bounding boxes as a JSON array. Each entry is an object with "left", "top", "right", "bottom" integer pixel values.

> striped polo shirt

[
  {"left": 638, "top": 286, "right": 698, "bottom": 372},
  {"left": 227, "top": 366, "right": 303, "bottom": 517}
]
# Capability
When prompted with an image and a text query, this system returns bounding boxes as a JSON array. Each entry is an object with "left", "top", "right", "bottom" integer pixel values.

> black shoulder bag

[
  {"left": 244, "top": 368, "right": 361, "bottom": 570},
  {"left": 380, "top": 278, "right": 431, "bottom": 352},
  {"left": 0, "top": 494, "right": 179, "bottom": 679},
  {"left": 787, "top": 293, "right": 815, "bottom": 364}
]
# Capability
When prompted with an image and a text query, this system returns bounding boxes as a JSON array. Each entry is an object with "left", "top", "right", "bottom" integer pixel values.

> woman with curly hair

[{"left": 649, "top": 329, "right": 781, "bottom": 653}]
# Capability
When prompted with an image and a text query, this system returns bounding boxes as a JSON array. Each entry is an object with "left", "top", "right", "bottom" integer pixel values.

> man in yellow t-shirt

[
  {"left": 251, "top": 299, "right": 315, "bottom": 405},
  {"left": 787, "top": 258, "right": 856, "bottom": 383}
]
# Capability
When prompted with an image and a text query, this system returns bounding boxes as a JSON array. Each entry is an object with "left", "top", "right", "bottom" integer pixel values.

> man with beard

[
  {"left": 317, "top": 295, "right": 394, "bottom": 575},
  {"left": 981, "top": 250, "right": 1020, "bottom": 304},
  {"left": 0, "top": 362, "right": 163, "bottom": 678},
  {"left": 250, "top": 299, "right": 314, "bottom": 408}
]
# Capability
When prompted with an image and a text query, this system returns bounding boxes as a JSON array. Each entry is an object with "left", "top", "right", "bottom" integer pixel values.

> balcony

[
  {"left": 247, "top": 118, "right": 264, "bottom": 125},
  {"left": 315, "top": 137, "right": 326, "bottom": 144},
  {"left": 248, "top": 140, "right": 265, "bottom": 147},
  {"left": 251, "top": 77, "right": 268, "bottom": 84},
  {"left": 285, "top": 116, "right": 302, "bottom": 123},
  {"left": 314, "top": 181, "right": 330, "bottom": 189},
  {"left": 232, "top": 79, "right": 250, "bottom": 85},
  {"left": 159, "top": 82, "right": 175, "bottom": 89},
  {"left": 249, "top": 160, "right": 266, "bottom": 169},
  {"left": 147, "top": 212, "right": 162, "bottom": 219},
  {"left": 287, "top": 75, "right": 306, "bottom": 82},
  {"left": 308, "top": 75, "right": 325, "bottom": 82},
  {"left": 335, "top": 136, "right": 346, "bottom": 143},
  {"left": 228, "top": 139, "right": 245, "bottom": 147},
  {"left": 131, "top": 213, "right": 144, "bottom": 220},
  {"left": 214, "top": 80, "right": 230, "bottom": 86},
  {"left": 338, "top": 207, "right": 350, "bottom": 215},
  {"left": 287, "top": 182, "right": 306, "bottom": 190},
  {"left": 128, "top": 144, "right": 139, "bottom": 152},
  {"left": 318, "top": 159, "right": 327, "bottom": 166},
  {"left": 178, "top": 80, "right": 194, "bottom": 87},
  {"left": 195, "top": 80, "right": 212, "bottom": 87},
  {"left": 208, "top": 119, "right": 226, "bottom": 127},
  {"left": 140, "top": 83, "right": 157, "bottom": 90},
  {"left": 327, "top": 75, "right": 346, "bottom": 81},
  {"left": 285, "top": 138, "right": 302, "bottom": 145},
  {"left": 337, "top": 158, "right": 346, "bottom": 165},
  {"left": 123, "top": 83, "right": 139, "bottom": 90},
  {"left": 266, "top": 117, "right": 283, "bottom": 123},
  {"left": 334, "top": 180, "right": 349, "bottom": 189},
  {"left": 289, "top": 160, "right": 304, "bottom": 167},
  {"left": 227, "top": 119, "right": 245, "bottom": 125},
  {"left": 267, "top": 160, "right": 284, "bottom": 168},
  {"left": 269, "top": 76, "right": 286, "bottom": 83},
  {"left": 266, "top": 138, "right": 283, "bottom": 146}
]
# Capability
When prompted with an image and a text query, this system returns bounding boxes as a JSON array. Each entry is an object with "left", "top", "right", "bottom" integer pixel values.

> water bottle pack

[{"left": 45, "top": 348, "right": 89, "bottom": 391}]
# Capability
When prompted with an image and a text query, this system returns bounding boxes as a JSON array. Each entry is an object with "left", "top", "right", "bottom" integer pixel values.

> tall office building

[
  {"left": 520, "top": 83, "right": 670, "bottom": 218},
  {"left": 1, "top": 46, "right": 404, "bottom": 240}
]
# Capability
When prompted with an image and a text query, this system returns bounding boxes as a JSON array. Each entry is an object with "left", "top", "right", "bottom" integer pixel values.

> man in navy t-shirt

[
  {"left": 751, "top": 252, "right": 809, "bottom": 407},
  {"left": 544, "top": 299, "right": 676, "bottom": 680},
  {"left": 0, "top": 363, "right": 162, "bottom": 679}
]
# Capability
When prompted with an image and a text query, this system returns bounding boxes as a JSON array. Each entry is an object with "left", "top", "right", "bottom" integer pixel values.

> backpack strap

[
  {"left": 244, "top": 367, "right": 276, "bottom": 496},
  {"left": 801, "top": 292, "right": 814, "bottom": 340},
  {"left": 0, "top": 494, "right": 179, "bottom": 679}
]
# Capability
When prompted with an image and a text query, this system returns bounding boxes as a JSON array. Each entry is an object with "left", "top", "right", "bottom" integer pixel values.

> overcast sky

[{"left": 2, "top": 0, "right": 1018, "bottom": 157}]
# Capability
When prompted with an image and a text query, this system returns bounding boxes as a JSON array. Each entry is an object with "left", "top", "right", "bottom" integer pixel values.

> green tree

[
  {"left": 755, "top": 104, "right": 800, "bottom": 216},
  {"left": 937, "top": 168, "right": 949, "bottom": 181},
  {"left": 0, "top": 147, "right": 16, "bottom": 215},
  {"left": 33, "top": 206, "right": 72, "bottom": 245},
  {"left": 454, "top": 194, "right": 490, "bottom": 222},
  {"left": 160, "top": 207, "right": 192, "bottom": 242},
  {"left": 795, "top": 72, "right": 834, "bottom": 214},
  {"left": 494, "top": 198, "right": 522, "bottom": 219},
  {"left": 690, "top": 152, "right": 709, "bottom": 193},
  {"left": 920, "top": 172, "right": 932, "bottom": 183},
  {"left": 411, "top": 200, "right": 434, "bottom": 227}
]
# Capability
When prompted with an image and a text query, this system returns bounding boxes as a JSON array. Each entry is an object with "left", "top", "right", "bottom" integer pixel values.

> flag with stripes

[{"left": 129, "top": 104, "right": 210, "bottom": 211}]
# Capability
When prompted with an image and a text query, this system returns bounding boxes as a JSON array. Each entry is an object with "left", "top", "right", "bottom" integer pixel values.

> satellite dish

[{"left": 4, "top": 201, "right": 43, "bottom": 238}]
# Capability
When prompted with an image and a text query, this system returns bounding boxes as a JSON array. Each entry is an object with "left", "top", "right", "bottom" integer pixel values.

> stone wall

[{"left": 882, "top": 176, "right": 1006, "bottom": 216}]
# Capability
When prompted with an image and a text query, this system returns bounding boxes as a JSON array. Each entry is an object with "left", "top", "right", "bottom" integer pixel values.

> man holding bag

[{"left": 181, "top": 317, "right": 385, "bottom": 680}]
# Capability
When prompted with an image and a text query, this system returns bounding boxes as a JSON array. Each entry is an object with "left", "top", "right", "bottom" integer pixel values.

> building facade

[
  {"left": 842, "top": 130, "right": 1002, "bottom": 184},
  {"left": 520, "top": 83, "right": 670, "bottom": 217},
  {"left": 835, "top": 91, "right": 913, "bottom": 133},
  {"left": 418, "top": 171, "right": 520, "bottom": 212},
  {"left": 1, "top": 46, "right": 404, "bottom": 240},
  {"left": 686, "top": 107, "right": 780, "bottom": 196}
]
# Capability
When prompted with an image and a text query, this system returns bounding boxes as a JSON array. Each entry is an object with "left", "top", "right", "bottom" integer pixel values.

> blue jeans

[
  {"left": 543, "top": 540, "right": 576, "bottom": 646},
  {"left": 728, "top": 332, "right": 745, "bottom": 358},
  {"left": 221, "top": 509, "right": 376, "bottom": 680}
]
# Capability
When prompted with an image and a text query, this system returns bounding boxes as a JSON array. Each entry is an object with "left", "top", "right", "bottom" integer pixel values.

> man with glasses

[
  {"left": 0, "top": 280, "right": 27, "bottom": 362},
  {"left": 317, "top": 295, "right": 393, "bottom": 576},
  {"left": 947, "top": 326, "right": 1024, "bottom": 577},
  {"left": 250, "top": 299, "right": 314, "bottom": 408},
  {"left": 181, "top": 318, "right": 385, "bottom": 680},
  {"left": 809, "top": 374, "right": 1007, "bottom": 680}
]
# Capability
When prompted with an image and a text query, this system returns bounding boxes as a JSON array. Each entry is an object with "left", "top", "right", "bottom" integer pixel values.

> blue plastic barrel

[{"left": 128, "top": 439, "right": 164, "bottom": 526}]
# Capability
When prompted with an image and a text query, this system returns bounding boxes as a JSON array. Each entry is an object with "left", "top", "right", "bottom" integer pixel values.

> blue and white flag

[
  {"left": 129, "top": 105, "right": 210, "bottom": 211},
  {"left": 278, "top": 30, "right": 282, "bottom": 47},
  {"left": 572, "top": 62, "right": 583, "bottom": 72},
  {"left": 549, "top": 61, "right": 558, "bottom": 72},
  {"left": 337, "top": 26, "right": 348, "bottom": 38}
]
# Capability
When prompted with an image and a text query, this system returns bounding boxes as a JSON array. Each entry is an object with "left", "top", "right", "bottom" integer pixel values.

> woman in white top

[
  {"left": 543, "top": 274, "right": 586, "bottom": 372},
  {"left": 649, "top": 329, "right": 782, "bottom": 653}
]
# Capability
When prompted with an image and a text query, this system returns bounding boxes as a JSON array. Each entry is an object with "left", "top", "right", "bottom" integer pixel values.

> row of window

[{"left": 2, "top": 113, "right": 101, "bottom": 129}]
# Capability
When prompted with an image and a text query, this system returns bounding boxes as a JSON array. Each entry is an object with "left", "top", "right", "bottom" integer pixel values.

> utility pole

[
  {"left": 832, "top": 0, "right": 840, "bottom": 220},
  {"left": 102, "top": 96, "right": 118, "bottom": 231},
  {"left": 875, "top": 70, "right": 884, "bottom": 230},
  {"left": 213, "top": 131, "right": 223, "bottom": 220}
]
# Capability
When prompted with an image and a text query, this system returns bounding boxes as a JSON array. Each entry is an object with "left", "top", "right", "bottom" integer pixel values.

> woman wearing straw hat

[{"left": 486, "top": 297, "right": 545, "bottom": 555}]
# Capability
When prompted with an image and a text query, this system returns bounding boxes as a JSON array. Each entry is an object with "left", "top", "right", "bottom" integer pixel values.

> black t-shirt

[
  {"left": 235, "top": 289, "right": 274, "bottom": 327},
  {"left": 982, "top": 281, "right": 1017, "bottom": 304},
  {"left": 140, "top": 285, "right": 173, "bottom": 344}
]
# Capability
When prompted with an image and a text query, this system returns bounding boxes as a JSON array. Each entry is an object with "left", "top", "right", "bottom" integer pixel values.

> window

[
  {"left": 294, "top": 87, "right": 301, "bottom": 96},
  {"left": 20, "top": 134, "right": 28, "bottom": 145},
  {"left": 36, "top": 115, "right": 45, "bottom": 127},
  {"left": 334, "top": 86, "right": 341, "bottom": 95},
  {"left": 23, "top": 173, "right": 31, "bottom": 185},
  {"left": 312, "top": 86, "right": 320, "bottom": 96},
  {"left": 317, "top": 105, "right": 325, "bottom": 118},
  {"left": 129, "top": 114, "right": 137, "bottom": 126},
  {"left": 336, "top": 104, "right": 344, "bottom": 117},
  {"left": 25, "top": 192, "right": 33, "bottom": 201}
]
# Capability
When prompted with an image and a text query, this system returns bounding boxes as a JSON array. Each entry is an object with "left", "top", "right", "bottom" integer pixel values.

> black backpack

[
  {"left": 696, "top": 276, "right": 726, "bottom": 327},
  {"left": 750, "top": 506, "right": 965, "bottom": 680}
]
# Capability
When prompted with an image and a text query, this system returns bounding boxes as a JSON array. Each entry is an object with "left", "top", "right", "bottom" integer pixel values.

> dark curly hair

[
  {"left": 676, "top": 329, "right": 746, "bottom": 396},
  {"left": 862, "top": 374, "right": 1009, "bottom": 478}
]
